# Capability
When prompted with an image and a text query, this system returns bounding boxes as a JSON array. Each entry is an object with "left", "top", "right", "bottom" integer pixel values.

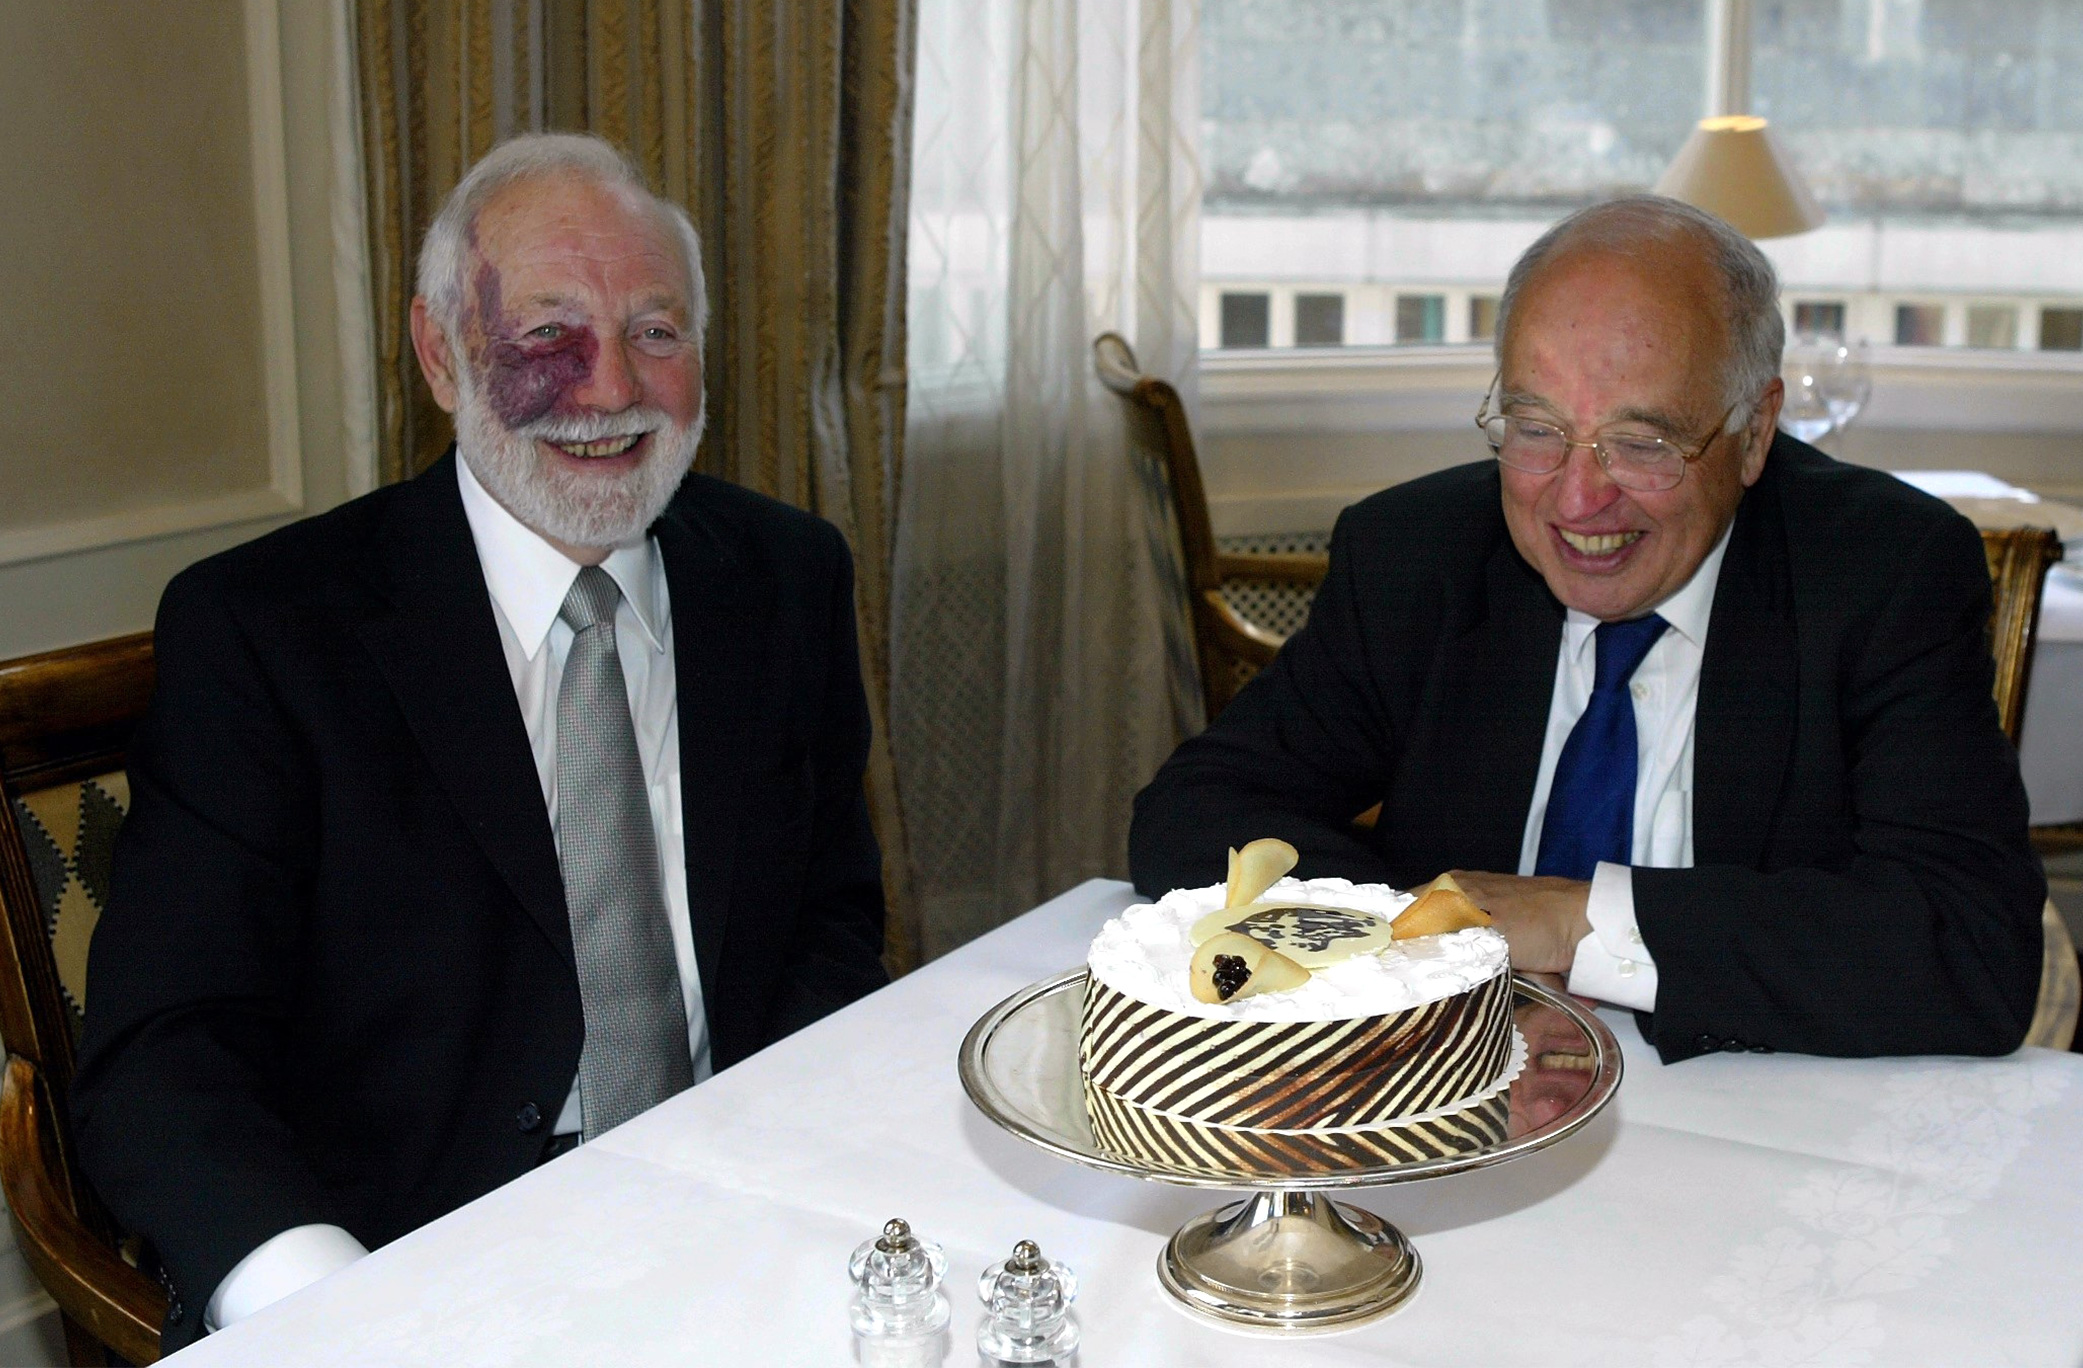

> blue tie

[{"left": 1535, "top": 614, "right": 1669, "bottom": 881}]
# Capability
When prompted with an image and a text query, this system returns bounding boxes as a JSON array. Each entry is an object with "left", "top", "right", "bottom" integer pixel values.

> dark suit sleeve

[
  {"left": 1130, "top": 504, "right": 1405, "bottom": 896},
  {"left": 760, "top": 524, "right": 888, "bottom": 1040},
  {"left": 71, "top": 569, "right": 345, "bottom": 1338},
  {"left": 1635, "top": 512, "right": 2045, "bottom": 1061}
]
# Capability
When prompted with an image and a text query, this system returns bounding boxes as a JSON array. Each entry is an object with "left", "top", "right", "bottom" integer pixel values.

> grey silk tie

[{"left": 556, "top": 565, "right": 694, "bottom": 1140}]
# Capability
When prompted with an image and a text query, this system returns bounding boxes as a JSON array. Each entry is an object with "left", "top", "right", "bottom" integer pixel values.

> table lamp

[{"left": 1654, "top": 114, "right": 1824, "bottom": 240}]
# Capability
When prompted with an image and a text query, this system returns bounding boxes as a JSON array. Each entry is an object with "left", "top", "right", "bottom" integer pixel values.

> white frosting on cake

[{"left": 1088, "top": 877, "right": 1509, "bottom": 1022}]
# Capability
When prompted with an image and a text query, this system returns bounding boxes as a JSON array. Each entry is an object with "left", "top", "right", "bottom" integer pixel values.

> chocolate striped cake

[{"left": 1079, "top": 877, "right": 1516, "bottom": 1173}]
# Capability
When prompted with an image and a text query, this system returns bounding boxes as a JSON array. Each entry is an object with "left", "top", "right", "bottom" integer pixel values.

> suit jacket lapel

[
  {"left": 353, "top": 452, "right": 575, "bottom": 968},
  {"left": 1694, "top": 460, "right": 1798, "bottom": 869},
  {"left": 655, "top": 498, "right": 761, "bottom": 1003},
  {"left": 1428, "top": 544, "right": 1563, "bottom": 874}
]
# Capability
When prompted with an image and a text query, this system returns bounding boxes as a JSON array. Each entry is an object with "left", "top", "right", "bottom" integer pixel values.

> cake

[{"left": 1078, "top": 846, "right": 1519, "bottom": 1177}]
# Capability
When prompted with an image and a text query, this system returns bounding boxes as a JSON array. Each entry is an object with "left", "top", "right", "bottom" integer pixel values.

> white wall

[{"left": 0, "top": 0, "right": 365, "bottom": 661}]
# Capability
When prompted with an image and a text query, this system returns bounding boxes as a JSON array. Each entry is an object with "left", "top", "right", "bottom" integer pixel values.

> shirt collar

[
  {"left": 1562, "top": 515, "right": 1736, "bottom": 654},
  {"left": 455, "top": 455, "right": 668, "bottom": 660}
]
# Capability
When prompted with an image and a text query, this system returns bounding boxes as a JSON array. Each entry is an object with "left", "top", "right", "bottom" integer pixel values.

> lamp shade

[{"left": 1654, "top": 115, "right": 1824, "bottom": 240}]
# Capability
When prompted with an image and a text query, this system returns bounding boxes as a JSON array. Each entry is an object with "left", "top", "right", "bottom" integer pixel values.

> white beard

[{"left": 453, "top": 360, "right": 703, "bottom": 551}]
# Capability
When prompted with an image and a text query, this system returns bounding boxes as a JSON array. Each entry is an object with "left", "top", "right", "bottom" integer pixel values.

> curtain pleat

[
  {"left": 350, "top": 0, "right": 923, "bottom": 972},
  {"left": 896, "top": 0, "right": 1202, "bottom": 958}
]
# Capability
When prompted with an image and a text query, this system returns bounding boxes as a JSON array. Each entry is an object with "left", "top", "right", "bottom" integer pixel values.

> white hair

[
  {"left": 1495, "top": 194, "right": 1783, "bottom": 430},
  {"left": 416, "top": 132, "right": 708, "bottom": 348}
]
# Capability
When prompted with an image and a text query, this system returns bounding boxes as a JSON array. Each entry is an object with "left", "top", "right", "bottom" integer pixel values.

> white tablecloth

[{"left": 170, "top": 879, "right": 2083, "bottom": 1367}]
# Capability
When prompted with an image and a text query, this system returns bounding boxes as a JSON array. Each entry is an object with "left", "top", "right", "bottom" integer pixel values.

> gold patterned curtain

[{"left": 351, "top": 0, "right": 922, "bottom": 972}]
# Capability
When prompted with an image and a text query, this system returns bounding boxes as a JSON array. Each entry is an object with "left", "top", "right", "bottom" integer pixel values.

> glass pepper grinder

[
  {"left": 976, "top": 1240, "right": 1079, "bottom": 1366},
  {"left": 848, "top": 1218, "right": 951, "bottom": 1367}
]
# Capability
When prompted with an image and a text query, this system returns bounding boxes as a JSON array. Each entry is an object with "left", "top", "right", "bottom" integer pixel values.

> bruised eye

[{"left": 527, "top": 323, "right": 565, "bottom": 341}]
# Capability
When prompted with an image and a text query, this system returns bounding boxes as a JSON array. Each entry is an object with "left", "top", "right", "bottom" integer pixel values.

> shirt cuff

[
  {"left": 1565, "top": 861, "right": 1660, "bottom": 1013},
  {"left": 206, "top": 1223, "right": 368, "bottom": 1331}
]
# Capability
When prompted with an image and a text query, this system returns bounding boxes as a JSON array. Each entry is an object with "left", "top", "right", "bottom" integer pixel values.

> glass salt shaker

[
  {"left": 976, "top": 1240, "right": 1079, "bottom": 1365},
  {"left": 848, "top": 1218, "right": 951, "bottom": 1366}
]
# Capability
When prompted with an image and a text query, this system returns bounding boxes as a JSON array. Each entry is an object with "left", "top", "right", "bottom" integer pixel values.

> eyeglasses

[{"left": 1474, "top": 372, "right": 1738, "bottom": 493}]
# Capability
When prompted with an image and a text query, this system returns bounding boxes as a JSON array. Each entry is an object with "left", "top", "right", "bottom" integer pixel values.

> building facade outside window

[{"left": 1200, "top": 0, "right": 2083, "bottom": 354}]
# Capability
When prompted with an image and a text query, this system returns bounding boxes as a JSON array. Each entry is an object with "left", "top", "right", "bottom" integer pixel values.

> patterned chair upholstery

[
  {"left": 12, "top": 774, "right": 127, "bottom": 1046},
  {"left": 0, "top": 633, "right": 165, "bottom": 1364}
]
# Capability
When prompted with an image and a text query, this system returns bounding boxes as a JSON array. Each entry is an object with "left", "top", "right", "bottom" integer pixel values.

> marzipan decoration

[
  {"left": 1190, "top": 932, "right": 1311, "bottom": 1004},
  {"left": 1223, "top": 838, "right": 1298, "bottom": 910},
  {"left": 1390, "top": 873, "right": 1493, "bottom": 940}
]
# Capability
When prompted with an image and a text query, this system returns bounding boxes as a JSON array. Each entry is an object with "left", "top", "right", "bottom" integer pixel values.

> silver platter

[{"left": 959, "top": 970, "right": 1622, "bottom": 1333}]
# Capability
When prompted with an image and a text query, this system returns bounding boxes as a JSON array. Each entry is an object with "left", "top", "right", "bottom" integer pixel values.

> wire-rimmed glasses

[{"left": 1474, "top": 372, "right": 1737, "bottom": 493}]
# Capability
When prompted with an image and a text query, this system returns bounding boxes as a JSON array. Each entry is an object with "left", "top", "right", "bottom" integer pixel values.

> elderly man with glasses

[{"left": 1131, "top": 194, "right": 2043, "bottom": 1062}]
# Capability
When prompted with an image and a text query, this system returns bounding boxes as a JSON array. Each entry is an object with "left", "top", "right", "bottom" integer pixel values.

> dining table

[{"left": 167, "top": 877, "right": 2083, "bottom": 1367}]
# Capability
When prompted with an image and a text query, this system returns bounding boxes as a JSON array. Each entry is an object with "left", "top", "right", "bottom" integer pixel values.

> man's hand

[{"left": 1444, "top": 870, "right": 1592, "bottom": 975}]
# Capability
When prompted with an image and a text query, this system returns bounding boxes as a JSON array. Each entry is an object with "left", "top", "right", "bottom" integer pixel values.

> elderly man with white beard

[{"left": 72, "top": 134, "right": 889, "bottom": 1352}]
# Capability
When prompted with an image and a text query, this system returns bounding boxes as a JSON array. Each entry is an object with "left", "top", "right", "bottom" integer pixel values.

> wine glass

[
  {"left": 1817, "top": 339, "right": 1871, "bottom": 433},
  {"left": 1779, "top": 335, "right": 1836, "bottom": 444}
]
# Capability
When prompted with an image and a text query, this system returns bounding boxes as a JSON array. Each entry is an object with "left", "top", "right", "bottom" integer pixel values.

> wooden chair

[
  {"left": 0, "top": 633, "right": 165, "bottom": 1363},
  {"left": 1982, "top": 526, "right": 2064, "bottom": 747},
  {"left": 2000, "top": 524, "right": 2083, "bottom": 861},
  {"left": 1093, "top": 332, "right": 1329, "bottom": 720},
  {"left": 1976, "top": 526, "right": 2080, "bottom": 1052}
]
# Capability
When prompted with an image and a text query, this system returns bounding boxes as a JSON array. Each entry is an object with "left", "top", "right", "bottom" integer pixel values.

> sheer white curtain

[{"left": 896, "top": 0, "right": 1203, "bottom": 957}]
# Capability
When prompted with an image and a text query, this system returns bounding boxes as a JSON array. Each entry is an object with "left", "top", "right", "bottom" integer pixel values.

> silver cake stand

[{"left": 959, "top": 970, "right": 1622, "bottom": 1335}]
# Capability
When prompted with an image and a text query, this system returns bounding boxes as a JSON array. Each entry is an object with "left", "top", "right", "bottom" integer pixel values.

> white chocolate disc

[{"left": 1187, "top": 903, "right": 1397, "bottom": 969}]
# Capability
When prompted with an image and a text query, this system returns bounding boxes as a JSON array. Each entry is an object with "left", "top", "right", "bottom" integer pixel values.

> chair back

[
  {"left": 1093, "top": 333, "right": 1329, "bottom": 718},
  {"left": 1979, "top": 526, "right": 2063, "bottom": 745},
  {"left": 1970, "top": 526, "right": 2080, "bottom": 1053},
  {"left": 0, "top": 632, "right": 165, "bottom": 1363}
]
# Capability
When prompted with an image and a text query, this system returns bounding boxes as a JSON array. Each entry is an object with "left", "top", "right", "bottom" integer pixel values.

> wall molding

[
  {"left": 0, "top": 0, "right": 304, "bottom": 571},
  {"left": 247, "top": 0, "right": 305, "bottom": 517},
  {"left": 328, "top": 0, "right": 379, "bottom": 499},
  {"left": 0, "top": 488, "right": 303, "bottom": 568}
]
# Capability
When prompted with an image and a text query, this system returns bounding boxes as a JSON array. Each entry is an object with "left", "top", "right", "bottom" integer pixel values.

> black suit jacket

[
  {"left": 1131, "top": 436, "right": 2043, "bottom": 1064},
  {"left": 73, "top": 453, "right": 888, "bottom": 1348}
]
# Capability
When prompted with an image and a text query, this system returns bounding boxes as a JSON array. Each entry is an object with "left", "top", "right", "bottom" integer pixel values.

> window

[
  {"left": 1792, "top": 301, "right": 1846, "bottom": 339},
  {"left": 1201, "top": 0, "right": 2083, "bottom": 355},
  {"left": 1469, "top": 295, "right": 1499, "bottom": 342},
  {"left": 1895, "top": 304, "right": 1946, "bottom": 347},
  {"left": 2044, "top": 309, "right": 2083, "bottom": 352},
  {"left": 1295, "top": 293, "right": 1345, "bottom": 347},
  {"left": 1220, "top": 292, "right": 1271, "bottom": 348},
  {"left": 1395, "top": 295, "right": 1444, "bottom": 344},
  {"left": 1966, "top": 305, "right": 2017, "bottom": 350}
]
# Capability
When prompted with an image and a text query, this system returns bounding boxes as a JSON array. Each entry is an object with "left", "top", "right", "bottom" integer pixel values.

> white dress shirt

[
  {"left": 1517, "top": 522, "right": 1734, "bottom": 1014},
  {"left": 208, "top": 457, "right": 708, "bottom": 1330}
]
